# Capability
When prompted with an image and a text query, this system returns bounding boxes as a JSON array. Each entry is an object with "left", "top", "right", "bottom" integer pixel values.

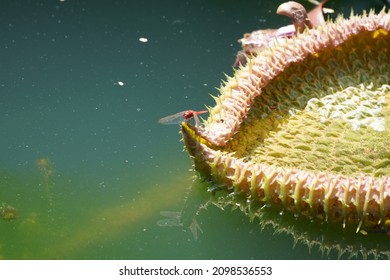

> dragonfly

[{"left": 158, "top": 110, "right": 208, "bottom": 127}]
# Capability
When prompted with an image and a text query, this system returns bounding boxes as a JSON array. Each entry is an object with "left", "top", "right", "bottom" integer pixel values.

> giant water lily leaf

[{"left": 180, "top": 3, "right": 390, "bottom": 253}]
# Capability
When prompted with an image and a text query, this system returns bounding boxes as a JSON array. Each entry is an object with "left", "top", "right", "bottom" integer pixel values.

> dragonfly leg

[{"left": 193, "top": 113, "right": 201, "bottom": 128}]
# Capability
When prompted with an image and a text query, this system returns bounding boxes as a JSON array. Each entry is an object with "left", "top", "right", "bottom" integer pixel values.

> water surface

[{"left": 0, "top": 0, "right": 384, "bottom": 259}]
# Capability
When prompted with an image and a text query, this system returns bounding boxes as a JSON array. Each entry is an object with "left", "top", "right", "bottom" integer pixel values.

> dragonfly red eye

[{"left": 183, "top": 110, "right": 195, "bottom": 120}]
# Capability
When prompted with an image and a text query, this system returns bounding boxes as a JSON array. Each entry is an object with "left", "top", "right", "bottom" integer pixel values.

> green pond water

[{"left": 0, "top": 0, "right": 387, "bottom": 259}]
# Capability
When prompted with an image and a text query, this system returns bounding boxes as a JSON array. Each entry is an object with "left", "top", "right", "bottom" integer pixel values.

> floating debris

[{"left": 0, "top": 203, "right": 18, "bottom": 221}]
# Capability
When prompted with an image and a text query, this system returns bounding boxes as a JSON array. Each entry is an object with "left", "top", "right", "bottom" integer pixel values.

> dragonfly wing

[{"left": 158, "top": 111, "right": 186, "bottom": 125}]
